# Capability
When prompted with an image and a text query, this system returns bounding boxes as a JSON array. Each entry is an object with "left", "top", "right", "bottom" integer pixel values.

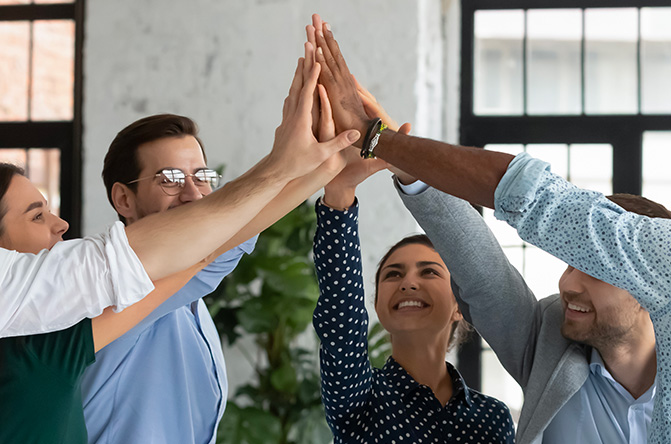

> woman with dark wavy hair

[{"left": 310, "top": 86, "right": 515, "bottom": 444}]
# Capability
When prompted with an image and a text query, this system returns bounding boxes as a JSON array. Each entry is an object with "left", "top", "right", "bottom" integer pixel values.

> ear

[
  {"left": 451, "top": 305, "right": 464, "bottom": 323},
  {"left": 111, "top": 182, "right": 137, "bottom": 222}
]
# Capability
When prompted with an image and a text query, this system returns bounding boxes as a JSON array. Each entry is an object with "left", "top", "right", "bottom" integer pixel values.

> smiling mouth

[
  {"left": 394, "top": 300, "right": 429, "bottom": 310},
  {"left": 566, "top": 302, "right": 592, "bottom": 313}
]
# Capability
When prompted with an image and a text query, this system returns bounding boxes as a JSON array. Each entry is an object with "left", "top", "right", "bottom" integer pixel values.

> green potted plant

[{"left": 206, "top": 201, "right": 392, "bottom": 444}]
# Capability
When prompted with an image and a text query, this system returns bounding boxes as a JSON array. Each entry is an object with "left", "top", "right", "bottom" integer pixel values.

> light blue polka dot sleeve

[{"left": 494, "top": 152, "right": 671, "bottom": 444}]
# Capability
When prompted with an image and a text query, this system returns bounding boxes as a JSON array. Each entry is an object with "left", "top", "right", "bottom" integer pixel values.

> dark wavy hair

[{"left": 0, "top": 163, "right": 26, "bottom": 237}]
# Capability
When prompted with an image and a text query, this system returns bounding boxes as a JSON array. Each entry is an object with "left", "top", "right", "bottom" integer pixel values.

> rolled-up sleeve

[
  {"left": 494, "top": 152, "right": 671, "bottom": 315},
  {"left": 0, "top": 221, "right": 154, "bottom": 337}
]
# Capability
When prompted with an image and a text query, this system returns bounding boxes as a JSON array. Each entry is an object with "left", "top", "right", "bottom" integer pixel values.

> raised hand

[
  {"left": 321, "top": 105, "right": 412, "bottom": 209},
  {"left": 305, "top": 17, "right": 321, "bottom": 137},
  {"left": 353, "top": 78, "right": 416, "bottom": 184},
  {"left": 354, "top": 76, "right": 404, "bottom": 132},
  {"left": 311, "top": 14, "right": 370, "bottom": 146},
  {"left": 268, "top": 55, "right": 360, "bottom": 181}
]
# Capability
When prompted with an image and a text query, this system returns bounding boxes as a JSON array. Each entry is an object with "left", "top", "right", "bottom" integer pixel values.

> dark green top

[{"left": 0, "top": 319, "right": 95, "bottom": 444}]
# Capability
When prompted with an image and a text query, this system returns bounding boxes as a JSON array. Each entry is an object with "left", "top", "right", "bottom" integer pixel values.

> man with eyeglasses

[{"left": 78, "top": 109, "right": 353, "bottom": 443}]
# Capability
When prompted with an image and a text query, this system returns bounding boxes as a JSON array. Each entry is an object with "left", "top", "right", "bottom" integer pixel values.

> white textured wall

[{"left": 83, "top": 0, "right": 447, "bottom": 391}]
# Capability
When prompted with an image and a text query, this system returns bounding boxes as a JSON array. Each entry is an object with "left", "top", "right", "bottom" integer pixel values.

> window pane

[
  {"left": 641, "top": 8, "right": 671, "bottom": 114},
  {"left": 31, "top": 20, "right": 75, "bottom": 121},
  {"left": 526, "top": 144, "right": 568, "bottom": 178},
  {"left": 483, "top": 208, "right": 521, "bottom": 248},
  {"left": 483, "top": 145, "right": 525, "bottom": 247},
  {"left": 0, "top": 148, "right": 61, "bottom": 215},
  {"left": 527, "top": 9, "right": 582, "bottom": 115},
  {"left": 0, "top": 149, "right": 28, "bottom": 166},
  {"left": 0, "top": 21, "right": 30, "bottom": 121},
  {"left": 28, "top": 149, "right": 61, "bottom": 215},
  {"left": 524, "top": 245, "right": 566, "bottom": 298},
  {"left": 642, "top": 132, "right": 671, "bottom": 210},
  {"left": 481, "top": 346, "right": 523, "bottom": 423},
  {"left": 584, "top": 8, "right": 638, "bottom": 114},
  {"left": 569, "top": 144, "right": 613, "bottom": 194},
  {"left": 474, "top": 10, "right": 524, "bottom": 115}
]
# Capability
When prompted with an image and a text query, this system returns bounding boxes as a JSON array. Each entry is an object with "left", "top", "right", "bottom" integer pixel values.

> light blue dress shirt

[
  {"left": 544, "top": 348, "right": 654, "bottom": 443},
  {"left": 81, "top": 237, "right": 256, "bottom": 444},
  {"left": 494, "top": 153, "right": 671, "bottom": 444}
]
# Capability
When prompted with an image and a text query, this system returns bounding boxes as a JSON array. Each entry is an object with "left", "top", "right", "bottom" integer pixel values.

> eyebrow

[
  {"left": 154, "top": 167, "right": 209, "bottom": 174},
  {"left": 381, "top": 263, "right": 404, "bottom": 272},
  {"left": 24, "top": 201, "right": 44, "bottom": 214},
  {"left": 381, "top": 261, "right": 446, "bottom": 272},
  {"left": 417, "top": 261, "right": 446, "bottom": 270}
]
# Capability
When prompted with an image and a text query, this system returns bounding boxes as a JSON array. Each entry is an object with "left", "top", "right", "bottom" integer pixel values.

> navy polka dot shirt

[
  {"left": 313, "top": 199, "right": 515, "bottom": 444},
  {"left": 495, "top": 153, "right": 671, "bottom": 444}
]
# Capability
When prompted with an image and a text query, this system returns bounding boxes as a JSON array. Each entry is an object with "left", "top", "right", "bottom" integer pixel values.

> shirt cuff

[
  {"left": 318, "top": 196, "right": 358, "bottom": 213},
  {"left": 493, "top": 152, "right": 551, "bottom": 221},
  {"left": 106, "top": 221, "right": 155, "bottom": 312},
  {"left": 394, "top": 176, "right": 429, "bottom": 196}
]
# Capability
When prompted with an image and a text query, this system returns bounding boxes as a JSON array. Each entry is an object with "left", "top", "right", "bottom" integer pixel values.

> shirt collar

[
  {"left": 382, "top": 356, "right": 473, "bottom": 407},
  {"left": 589, "top": 348, "right": 657, "bottom": 404}
]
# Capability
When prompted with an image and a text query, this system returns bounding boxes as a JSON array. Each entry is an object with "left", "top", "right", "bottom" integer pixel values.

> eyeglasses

[{"left": 127, "top": 168, "right": 222, "bottom": 196}]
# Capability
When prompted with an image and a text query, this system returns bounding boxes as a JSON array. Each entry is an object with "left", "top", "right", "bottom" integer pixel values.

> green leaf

[
  {"left": 270, "top": 361, "right": 298, "bottom": 393},
  {"left": 217, "top": 403, "right": 282, "bottom": 444},
  {"left": 286, "top": 405, "right": 332, "bottom": 444},
  {"left": 210, "top": 306, "right": 242, "bottom": 345},
  {"left": 238, "top": 298, "right": 277, "bottom": 333},
  {"left": 283, "top": 298, "right": 317, "bottom": 333},
  {"left": 368, "top": 321, "right": 391, "bottom": 369}
]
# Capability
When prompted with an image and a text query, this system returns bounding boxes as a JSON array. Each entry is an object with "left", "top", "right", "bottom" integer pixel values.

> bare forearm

[
  {"left": 92, "top": 262, "right": 203, "bottom": 352},
  {"left": 126, "top": 156, "right": 289, "bottom": 280},
  {"left": 375, "top": 131, "right": 514, "bottom": 208},
  {"left": 323, "top": 186, "right": 355, "bottom": 210},
  {"left": 206, "top": 161, "right": 343, "bottom": 259}
]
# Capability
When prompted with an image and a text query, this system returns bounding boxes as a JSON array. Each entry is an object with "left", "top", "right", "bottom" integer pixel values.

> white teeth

[
  {"left": 568, "top": 303, "right": 591, "bottom": 313},
  {"left": 397, "top": 300, "right": 424, "bottom": 309}
]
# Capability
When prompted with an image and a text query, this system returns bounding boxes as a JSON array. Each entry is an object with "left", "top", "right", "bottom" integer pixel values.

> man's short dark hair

[
  {"left": 0, "top": 163, "right": 26, "bottom": 236},
  {"left": 102, "top": 114, "right": 206, "bottom": 224},
  {"left": 606, "top": 194, "right": 671, "bottom": 220}
]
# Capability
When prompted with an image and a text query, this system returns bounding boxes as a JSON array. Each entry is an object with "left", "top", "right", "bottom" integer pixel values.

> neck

[
  {"left": 391, "top": 332, "right": 453, "bottom": 404},
  {"left": 596, "top": 322, "right": 656, "bottom": 399}
]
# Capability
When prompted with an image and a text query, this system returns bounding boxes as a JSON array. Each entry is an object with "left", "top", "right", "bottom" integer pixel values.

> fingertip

[
  {"left": 346, "top": 130, "right": 361, "bottom": 144},
  {"left": 318, "top": 84, "right": 329, "bottom": 105}
]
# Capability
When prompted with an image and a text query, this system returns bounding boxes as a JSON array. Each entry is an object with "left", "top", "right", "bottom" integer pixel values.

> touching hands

[
  {"left": 311, "top": 15, "right": 370, "bottom": 146},
  {"left": 267, "top": 50, "right": 359, "bottom": 182},
  {"left": 351, "top": 76, "right": 416, "bottom": 184}
]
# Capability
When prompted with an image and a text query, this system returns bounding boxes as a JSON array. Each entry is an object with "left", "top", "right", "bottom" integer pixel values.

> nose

[
  {"left": 179, "top": 176, "right": 205, "bottom": 203},
  {"left": 400, "top": 275, "right": 419, "bottom": 292},
  {"left": 50, "top": 213, "right": 69, "bottom": 238},
  {"left": 559, "top": 266, "right": 586, "bottom": 293}
]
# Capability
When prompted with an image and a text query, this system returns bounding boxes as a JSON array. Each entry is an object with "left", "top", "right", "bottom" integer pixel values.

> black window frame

[
  {"left": 458, "top": 0, "right": 671, "bottom": 390},
  {"left": 0, "top": 1, "right": 84, "bottom": 238}
]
